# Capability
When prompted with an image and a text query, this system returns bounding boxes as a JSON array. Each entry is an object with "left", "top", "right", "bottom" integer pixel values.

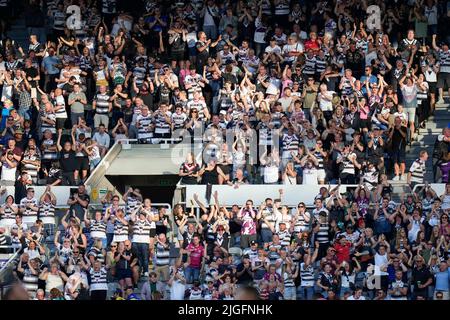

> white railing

[
  {"left": 180, "top": 184, "right": 359, "bottom": 208},
  {"left": 0, "top": 186, "right": 89, "bottom": 207},
  {"left": 412, "top": 184, "right": 447, "bottom": 196}
]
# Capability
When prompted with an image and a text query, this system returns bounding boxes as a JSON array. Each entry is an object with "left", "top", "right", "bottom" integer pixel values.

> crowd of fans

[
  {"left": 0, "top": 184, "right": 449, "bottom": 300},
  {"left": 0, "top": 0, "right": 449, "bottom": 301}
]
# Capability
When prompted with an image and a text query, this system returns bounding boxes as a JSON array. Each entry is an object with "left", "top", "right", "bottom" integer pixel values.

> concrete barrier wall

[{"left": 183, "top": 185, "right": 359, "bottom": 207}]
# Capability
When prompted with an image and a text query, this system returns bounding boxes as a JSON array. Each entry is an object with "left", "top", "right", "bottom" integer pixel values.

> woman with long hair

[
  {"left": 179, "top": 152, "right": 200, "bottom": 185},
  {"left": 282, "top": 161, "right": 297, "bottom": 185}
]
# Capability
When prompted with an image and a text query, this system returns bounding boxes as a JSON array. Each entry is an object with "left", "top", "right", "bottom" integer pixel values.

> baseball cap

[
  {"left": 250, "top": 240, "right": 257, "bottom": 246},
  {"left": 220, "top": 110, "right": 227, "bottom": 115}
]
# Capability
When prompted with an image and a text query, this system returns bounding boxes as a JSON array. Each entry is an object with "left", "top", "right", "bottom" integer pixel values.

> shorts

[
  {"left": 94, "top": 114, "right": 109, "bottom": 129},
  {"left": 188, "top": 46, "right": 197, "bottom": 57},
  {"left": 76, "top": 157, "right": 89, "bottom": 171},
  {"left": 428, "top": 82, "right": 437, "bottom": 94},
  {"left": 317, "top": 169, "right": 326, "bottom": 182},
  {"left": 171, "top": 50, "right": 185, "bottom": 62},
  {"left": 405, "top": 108, "right": 416, "bottom": 122},
  {"left": 56, "top": 118, "right": 66, "bottom": 130},
  {"left": 437, "top": 72, "right": 450, "bottom": 89},
  {"left": 150, "top": 228, "right": 156, "bottom": 238},
  {"left": 116, "top": 268, "right": 132, "bottom": 280},
  {"left": 155, "top": 265, "right": 170, "bottom": 282}
]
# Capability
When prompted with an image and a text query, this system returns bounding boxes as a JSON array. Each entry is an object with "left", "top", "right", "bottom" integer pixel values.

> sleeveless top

[
  {"left": 201, "top": 165, "right": 219, "bottom": 184},
  {"left": 46, "top": 273, "right": 65, "bottom": 293}
]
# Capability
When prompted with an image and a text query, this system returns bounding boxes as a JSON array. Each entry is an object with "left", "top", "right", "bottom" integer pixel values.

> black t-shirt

[
  {"left": 196, "top": 41, "right": 209, "bottom": 61},
  {"left": 411, "top": 266, "right": 432, "bottom": 291},
  {"left": 329, "top": 205, "right": 345, "bottom": 224},
  {"left": 69, "top": 192, "right": 90, "bottom": 220},
  {"left": 390, "top": 126, "right": 407, "bottom": 150},
  {"left": 60, "top": 150, "right": 77, "bottom": 172},
  {"left": 47, "top": 168, "right": 63, "bottom": 185},
  {"left": 114, "top": 250, "right": 132, "bottom": 270},
  {"left": 62, "top": 83, "right": 74, "bottom": 95},
  {"left": 236, "top": 262, "right": 253, "bottom": 284},
  {"left": 24, "top": 66, "right": 39, "bottom": 87},
  {"left": 129, "top": 247, "right": 139, "bottom": 266},
  {"left": 180, "top": 162, "right": 200, "bottom": 184}
]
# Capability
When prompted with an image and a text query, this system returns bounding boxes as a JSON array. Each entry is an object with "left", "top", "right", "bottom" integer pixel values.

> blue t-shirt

[
  {"left": 42, "top": 55, "right": 61, "bottom": 75},
  {"left": 434, "top": 267, "right": 450, "bottom": 291}
]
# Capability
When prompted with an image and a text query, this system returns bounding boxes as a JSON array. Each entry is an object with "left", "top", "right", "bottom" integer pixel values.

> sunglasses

[
  {"left": 73, "top": 251, "right": 79, "bottom": 253},
  {"left": 111, "top": 245, "right": 117, "bottom": 248}
]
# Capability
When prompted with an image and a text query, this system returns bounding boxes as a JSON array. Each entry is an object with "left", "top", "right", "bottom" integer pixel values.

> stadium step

[{"left": 5, "top": 15, "right": 28, "bottom": 49}]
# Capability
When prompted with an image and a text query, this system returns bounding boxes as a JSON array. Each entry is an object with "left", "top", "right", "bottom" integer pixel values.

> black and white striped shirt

[
  {"left": 282, "top": 133, "right": 299, "bottom": 154},
  {"left": 171, "top": 112, "right": 188, "bottom": 129},
  {"left": 313, "top": 151, "right": 325, "bottom": 170},
  {"left": 88, "top": 247, "right": 105, "bottom": 264},
  {"left": 154, "top": 111, "right": 172, "bottom": 134},
  {"left": 315, "top": 56, "right": 327, "bottom": 75},
  {"left": 409, "top": 158, "right": 426, "bottom": 183},
  {"left": 303, "top": 56, "right": 316, "bottom": 75},
  {"left": 102, "top": 0, "right": 116, "bottom": 14},
  {"left": 155, "top": 242, "right": 170, "bottom": 266},
  {"left": 300, "top": 262, "right": 315, "bottom": 287},
  {"left": 126, "top": 196, "right": 141, "bottom": 215},
  {"left": 21, "top": 154, "right": 40, "bottom": 181},
  {"left": 0, "top": 203, "right": 17, "bottom": 220},
  {"left": 23, "top": 270, "right": 39, "bottom": 297},
  {"left": 438, "top": 49, "right": 450, "bottom": 73},
  {"left": 283, "top": 272, "right": 296, "bottom": 288},
  {"left": 89, "top": 267, "right": 108, "bottom": 291},
  {"left": 90, "top": 220, "right": 107, "bottom": 239},
  {"left": 316, "top": 222, "right": 329, "bottom": 244},
  {"left": 275, "top": 1, "right": 290, "bottom": 15},
  {"left": 38, "top": 201, "right": 56, "bottom": 225},
  {"left": 53, "top": 10, "right": 66, "bottom": 31},
  {"left": 94, "top": 93, "right": 111, "bottom": 115},
  {"left": 278, "top": 230, "right": 291, "bottom": 247},
  {"left": 137, "top": 114, "right": 153, "bottom": 140},
  {"left": 113, "top": 220, "right": 128, "bottom": 237},
  {"left": 341, "top": 153, "right": 356, "bottom": 176},
  {"left": 133, "top": 66, "right": 147, "bottom": 87},
  {"left": 132, "top": 219, "right": 152, "bottom": 243},
  {"left": 20, "top": 197, "right": 39, "bottom": 225}
]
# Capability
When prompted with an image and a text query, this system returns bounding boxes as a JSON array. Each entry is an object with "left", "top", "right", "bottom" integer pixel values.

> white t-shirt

[
  {"left": 282, "top": 42, "right": 304, "bottom": 62},
  {"left": 265, "top": 45, "right": 282, "bottom": 55},
  {"left": 303, "top": 167, "right": 318, "bottom": 185},
  {"left": 1, "top": 162, "right": 17, "bottom": 181},
  {"left": 347, "top": 295, "right": 366, "bottom": 300},
  {"left": 318, "top": 91, "right": 334, "bottom": 112}
]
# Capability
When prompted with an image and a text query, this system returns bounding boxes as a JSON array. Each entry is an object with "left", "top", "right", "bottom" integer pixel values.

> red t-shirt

[
  {"left": 186, "top": 243, "right": 204, "bottom": 268},
  {"left": 334, "top": 242, "right": 351, "bottom": 264},
  {"left": 304, "top": 39, "right": 320, "bottom": 52}
]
